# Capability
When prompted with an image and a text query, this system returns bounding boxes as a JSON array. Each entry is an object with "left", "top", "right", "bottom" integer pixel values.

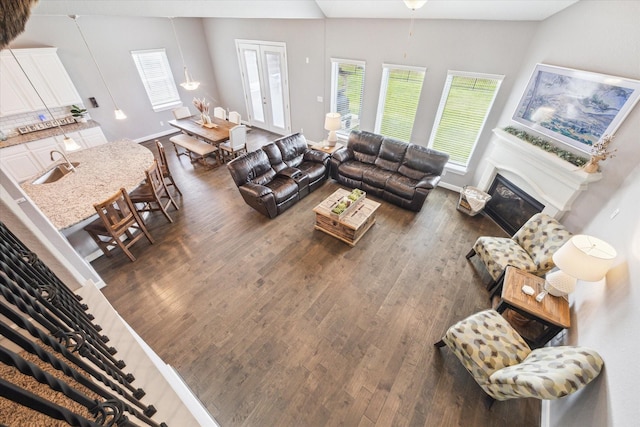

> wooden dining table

[{"left": 168, "top": 116, "right": 237, "bottom": 145}]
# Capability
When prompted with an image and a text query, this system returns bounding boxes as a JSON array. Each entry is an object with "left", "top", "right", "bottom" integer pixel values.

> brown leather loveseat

[
  {"left": 330, "top": 130, "right": 449, "bottom": 212},
  {"left": 227, "top": 133, "right": 330, "bottom": 218}
]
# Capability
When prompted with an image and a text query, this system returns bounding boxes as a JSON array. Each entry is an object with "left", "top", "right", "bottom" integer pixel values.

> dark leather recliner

[
  {"left": 330, "top": 130, "right": 449, "bottom": 212},
  {"left": 227, "top": 133, "right": 329, "bottom": 218}
]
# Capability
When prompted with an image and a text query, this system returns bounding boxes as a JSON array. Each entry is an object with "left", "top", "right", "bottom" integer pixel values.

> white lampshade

[
  {"left": 62, "top": 136, "right": 81, "bottom": 152},
  {"left": 324, "top": 112, "right": 342, "bottom": 146},
  {"left": 545, "top": 235, "right": 617, "bottom": 296},
  {"left": 404, "top": 0, "right": 427, "bottom": 10},
  {"left": 114, "top": 109, "right": 127, "bottom": 120},
  {"left": 180, "top": 67, "right": 200, "bottom": 91},
  {"left": 554, "top": 235, "right": 617, "bottom": 281}
]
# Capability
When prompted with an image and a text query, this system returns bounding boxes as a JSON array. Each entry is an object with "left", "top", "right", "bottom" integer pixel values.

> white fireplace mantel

[{"left": 478, "top": 128, "right": 602, "bottom": 218}]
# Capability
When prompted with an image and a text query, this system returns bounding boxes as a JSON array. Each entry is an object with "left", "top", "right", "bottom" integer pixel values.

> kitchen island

[{"left": 21, "top": 140, "right": 154, "bottom": 231}]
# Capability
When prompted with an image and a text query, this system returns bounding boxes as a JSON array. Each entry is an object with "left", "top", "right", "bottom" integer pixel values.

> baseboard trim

[
  {"left": 438, "top": 181, "right": 462, "bottom": 193},
  {"left": 133, "top": 129, "right": 179, "bottom": 143}
]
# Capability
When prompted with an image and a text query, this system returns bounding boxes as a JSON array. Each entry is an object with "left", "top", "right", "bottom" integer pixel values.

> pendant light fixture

[
  {"left": 403, "top": 0, "right": 427, "bottom": 58},
  {"left": 403, "top": 0, "right": 427, "bottom": 10},
  {"left": 8, "top": 48, "right": 81, "bottom": 152},
  {"left": 170, "top": 17, "right": 200, "bottom": 91},
  {"left": 70, "top": 15, "right": 127, "bottom": 120}
]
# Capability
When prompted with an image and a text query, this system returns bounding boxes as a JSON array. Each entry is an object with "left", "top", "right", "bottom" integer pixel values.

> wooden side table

[
  {"left": 495, "top": 266, "right": 570, "bottom": 348},
  {"left": 309, "top": 142, "right": 344, "bottom": 154}
]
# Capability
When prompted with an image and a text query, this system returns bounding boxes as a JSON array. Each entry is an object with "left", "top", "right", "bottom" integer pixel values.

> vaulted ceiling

[{"left": 32, "top": 0, "right": 579, "bottom": 21}]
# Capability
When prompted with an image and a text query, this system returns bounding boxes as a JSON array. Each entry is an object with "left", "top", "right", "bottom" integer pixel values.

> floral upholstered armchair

[
  {"left": 466, "top": 212, "right": 572, "bottom": 289},
  {"left": 435, "top": 310, "right": 604, "bottom": 402}
]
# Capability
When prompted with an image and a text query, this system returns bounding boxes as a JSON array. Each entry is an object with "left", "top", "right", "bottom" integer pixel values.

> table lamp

[
  {"left": 324, "top": 113, "right": 342, "bottom": 147},
  {"left": 544, "top": 235, "right": 617, "bottom": 297}
]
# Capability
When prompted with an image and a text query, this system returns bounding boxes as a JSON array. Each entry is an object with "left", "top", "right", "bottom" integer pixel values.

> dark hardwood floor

[{"left": 92, "top": 131, "right": 540, "bottom": 427}]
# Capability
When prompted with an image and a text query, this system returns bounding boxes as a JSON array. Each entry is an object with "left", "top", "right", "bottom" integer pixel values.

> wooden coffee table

[{"left": 313, "top": 189, "right": 380, "bottom": 246}]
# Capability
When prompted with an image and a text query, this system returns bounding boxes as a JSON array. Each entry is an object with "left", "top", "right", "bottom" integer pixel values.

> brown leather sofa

[
  {"left": 227, "top": 133, "right": 330, "bottom": 218},
  {"left": 330, "top": 130, "right": 449, "bottom": 212}
]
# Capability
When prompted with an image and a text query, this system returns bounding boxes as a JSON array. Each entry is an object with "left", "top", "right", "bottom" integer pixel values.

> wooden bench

[{"left": 169, "top": 133, "right": 219, "bottom": 168}]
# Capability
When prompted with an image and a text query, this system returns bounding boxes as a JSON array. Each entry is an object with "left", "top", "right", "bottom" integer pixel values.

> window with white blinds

[
  {"left": 131, "top": 49, "right": 182, "bottom": 112},
  {"left": 428, "top": 71, "right": 504, "bottom": 169},
  {"left": 330, "top": 58, "right": 365, "bottom": 136},
  {"left": 374, "top": 64, "right": 426, "bottom": 142}
]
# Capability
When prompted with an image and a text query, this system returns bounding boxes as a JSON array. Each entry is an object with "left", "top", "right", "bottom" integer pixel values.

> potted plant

[{"left": 70, "top": 105, "right": 88, "bottom": 123}]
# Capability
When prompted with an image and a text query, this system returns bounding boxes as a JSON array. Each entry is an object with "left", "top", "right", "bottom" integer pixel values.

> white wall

[
  {"left": 551, "top": 164, "right": 640, "bottom": 426},
  {"left": 10, "top": 15, "right": 219, "bottom": 142},
  {"left": 202, "top": 17, "right": 537, "bottom": 188},
  {"left": 12, "top": 14, "right": 537, "bottom": 190},
  {"left": 203, "top": 18, "right": 328, "bottom": 141},
  {"left": 489, "top": 0, "right": 640, "bottom": 232},
  {"left": 489, "top": 1, "right": 640, "bottom": 425}
]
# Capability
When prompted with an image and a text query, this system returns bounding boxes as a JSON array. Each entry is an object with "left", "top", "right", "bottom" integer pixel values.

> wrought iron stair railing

[{"left": 0, "top": 220, "right": 168, "bottom": 426}]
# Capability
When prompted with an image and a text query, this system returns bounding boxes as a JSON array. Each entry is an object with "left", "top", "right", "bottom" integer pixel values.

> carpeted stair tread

[{"left": 0, "top": 349, "right": 101, "bottom": 426}]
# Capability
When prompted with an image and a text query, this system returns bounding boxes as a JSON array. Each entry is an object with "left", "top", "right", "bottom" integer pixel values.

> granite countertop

[
  {"left": 0, "top": 120, "right": 102, "bottom": 148},
  {"left": 20, "top": 140, "right": 155, "bottom": 230}
]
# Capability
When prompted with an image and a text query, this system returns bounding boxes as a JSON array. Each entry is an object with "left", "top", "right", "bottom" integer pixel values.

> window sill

[
  {"left": 152, "top": 102, "right": 183, "bottom": 113},
  {"left": 444, "top": 163, "right": 468, "bottom": 176}
]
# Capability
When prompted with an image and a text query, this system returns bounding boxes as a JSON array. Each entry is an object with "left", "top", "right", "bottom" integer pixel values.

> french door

[{"left": 236, "top": 40, "right": 291, "bottom": 135}]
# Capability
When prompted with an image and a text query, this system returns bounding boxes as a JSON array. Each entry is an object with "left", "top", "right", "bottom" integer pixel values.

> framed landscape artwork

[{"left": 513, "top": 63, "right": 640, "bottom": 153}]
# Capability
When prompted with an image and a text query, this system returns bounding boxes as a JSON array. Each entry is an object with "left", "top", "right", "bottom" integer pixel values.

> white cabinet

[
  {"left": 26, "top": 137, "right": 64, "bottom": 170},
  {"left": 0, "top": 58, "right": 35, "bottom": 116},
  {"left": 0, "top": 48, "right": 82, "bottom": 117},
  {"left": 29, "top": 51, "right": 82, "bottom": 107},
  {"left": 57, "top": 127, "right": 108, "bottom": 151},
  {"left": 0, "top": 144, "right": 42, "bottom": 183},
  {"left": 77, "top": 127, "right": 108, "bottom": 149},
  {"left": 0, "top": 126, "right": 108, "bottom": 183}
]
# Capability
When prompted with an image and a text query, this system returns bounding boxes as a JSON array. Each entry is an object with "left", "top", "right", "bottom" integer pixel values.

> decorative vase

[
  {"left": 200, "top": 113, "right": 212, "bottom": 126},
  {"left": 583, "top": 158, "right": 600, "bottom": 173}
]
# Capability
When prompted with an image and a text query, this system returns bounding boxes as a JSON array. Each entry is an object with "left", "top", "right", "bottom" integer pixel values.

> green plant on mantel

[{"left": 503, "top": 126, "right": 589, "bottom": 167}]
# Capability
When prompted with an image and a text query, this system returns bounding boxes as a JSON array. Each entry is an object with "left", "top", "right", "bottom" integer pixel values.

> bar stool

[
  {"left": 155, "top": 140, "right": 182, "bottom": 196},
  {"left": 83, "top": 188, "right": 154, "bottom": 262},
  {"left": 129, "top": 160, "right": 179, "bottom": 223}
]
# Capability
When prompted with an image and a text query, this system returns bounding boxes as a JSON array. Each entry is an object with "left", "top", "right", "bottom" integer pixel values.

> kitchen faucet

[{"left": 50, "top": 150, "right": 76, "bottom": 172}]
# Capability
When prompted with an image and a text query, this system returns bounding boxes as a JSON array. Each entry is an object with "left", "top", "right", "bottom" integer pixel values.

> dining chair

[
  {"left": 228, "top": 111, "right": 241, "bottom": 124},
  {"left": 245, "top": 138, "right": 263, "bottom": 153},
  {"left": 83, "top": 188, "right": 154, "bottom": 262},
  {"left": 129, "top": 160, "right": 179, "bottom": 223},
  {"left": 155, "top": 140, "right": 182, "bottom": 196},
  {"left": 213, "top": 107, "right": 226, "bottom": 120},
  {"left": 172, "top": 106, "right": 191, "bottom": 120},
  {"left": 219, "top": 125, "right": 247, "bottom": 163}
]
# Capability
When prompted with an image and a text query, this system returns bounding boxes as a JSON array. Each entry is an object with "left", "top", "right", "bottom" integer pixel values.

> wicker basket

[{"left": 457, "top": 185, "right": 491, "bottom": 216}]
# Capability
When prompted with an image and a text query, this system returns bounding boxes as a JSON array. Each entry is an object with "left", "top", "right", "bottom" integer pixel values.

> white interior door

[{"left": 236, "top": 40, "right": 291, "bottom": 135}]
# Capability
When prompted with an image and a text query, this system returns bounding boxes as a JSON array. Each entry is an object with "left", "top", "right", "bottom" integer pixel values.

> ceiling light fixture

[
  {"left": 404, "top": 0, "right": 427, "bottom": 10},
  {"left": 170, "top": 17, "right": 200, "bottom": 91},
  {"left": 403, "top": 1, "right": 427, "bottom": 58},
  {"left": 70, "top": 15, "right": 127, "bottom": 120},
  {"left": 7, "top": 48, "right": 81, "bottom": 152}
]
